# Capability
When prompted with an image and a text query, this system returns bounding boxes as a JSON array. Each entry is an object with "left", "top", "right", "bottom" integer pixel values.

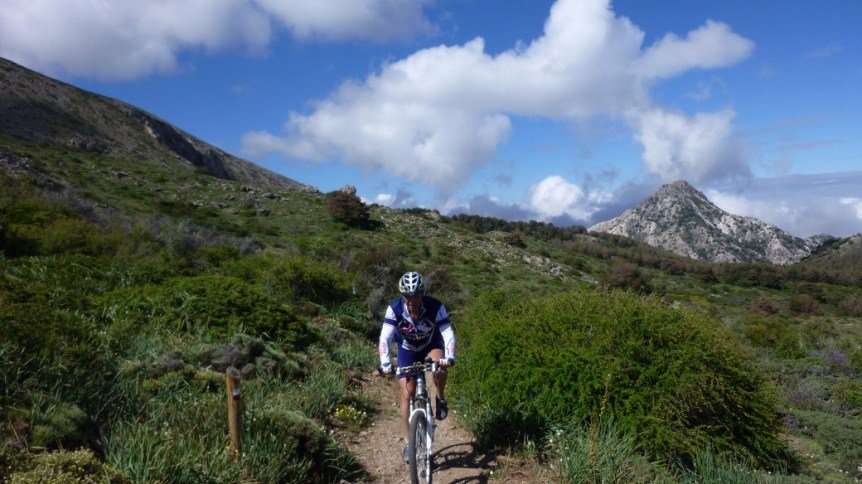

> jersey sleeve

[
  {"left": 379, "top": 323, "right": 395, "bottom": 368},
  {"left": 383, "top": 304, "right": 397, "bottom": 326},
  {"left": 436, "top": 304, "right": 455, "bottom": 361},
  {"left": 440, "top": 325, "right": 456, "bottom": 361},
  {"left": 434, "top": 304, "right": 451, "bottom": 327}
]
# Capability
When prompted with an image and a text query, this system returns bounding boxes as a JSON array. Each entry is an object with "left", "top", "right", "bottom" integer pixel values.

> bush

[
  {"left": 749, "top": 297, "right": 780, "bottom": 315},
  {"left": 27, "top": 399, "right": 92, "bottom": 449},
  {"left": 606, "top": 260, "right": 650, "bottom": 293},
  {"left": 261, "top": 255, "right": 352, "bottom": 306},
  {"left": 324, "top": 190, "right": 369, "bottom": 228},
  {"left": 347, "top": 243, "right": 405, "bottom": 314},
  {"left": 101, "top": 275, "right": 312, "bottom": 348},
  {"left": 839, "top": 295, "right": 862, "bottom": 317},
  {"left": 788, "top": 294, "right": 823, "bottom": 316},
  {"left": 451, "top": 289, "right": 798, "bottom": 471},
  {"left": 7, "top": 449, "right": 126, "bottom": 483},
  {"left": 504, "top": 231, "right": 527, "bottom": 248}
]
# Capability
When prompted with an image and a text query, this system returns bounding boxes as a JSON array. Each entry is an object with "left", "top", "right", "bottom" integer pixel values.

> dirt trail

[{"left": 340, "top": 371, "right": 540, "bottom": 483}]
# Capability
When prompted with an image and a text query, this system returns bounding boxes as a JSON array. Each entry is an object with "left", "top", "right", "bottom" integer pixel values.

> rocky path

[{"left": 340, "top": 371, "right": 542, "bottom": 483}]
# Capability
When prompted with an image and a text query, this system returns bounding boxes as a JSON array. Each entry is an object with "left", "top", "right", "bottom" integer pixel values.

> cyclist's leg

[
  {"left": 397, "top": 346, "right": 420, "bottom": 440},
  {"left": 428, "top": 332, "right": 447, "bottom": 399},
  {"left": 398, "top": 376, "right": 416, "bottom": 438},
  {"left": 428, "top": 347, "right": 447, "bottom": 399}
]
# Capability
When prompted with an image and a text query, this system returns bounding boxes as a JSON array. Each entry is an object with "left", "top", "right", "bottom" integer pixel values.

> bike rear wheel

[{"left": 407, "top": 410, "right": 431, "bottom": 484}]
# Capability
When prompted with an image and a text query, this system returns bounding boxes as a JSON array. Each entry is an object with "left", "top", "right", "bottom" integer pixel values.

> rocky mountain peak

[{"left": 589, "top": 180, "right": 827, "bottom": 264}]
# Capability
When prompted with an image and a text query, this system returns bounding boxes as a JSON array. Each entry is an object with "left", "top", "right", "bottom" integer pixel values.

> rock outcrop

[{"left": 589, "top": 180, "right": 830, "bottom": 264}]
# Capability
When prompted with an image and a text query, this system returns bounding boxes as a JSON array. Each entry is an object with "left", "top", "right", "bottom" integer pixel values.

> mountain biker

[{"left": 379, "top": 271, "right": 456, "bottom": 462}]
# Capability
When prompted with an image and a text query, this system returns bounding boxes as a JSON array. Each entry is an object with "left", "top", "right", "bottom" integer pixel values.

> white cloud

[
  {"left": 630, "top": 107, "right": 749, "bottom": 183},
  {"left": 375, "top": 193, "right": 394, "bottom": 205},
  {"left": 0, "top": 0, "right": 434, "bottom": 80},
  {"left": 0, "top": 0, "right": 272, "bottom": 80},
  {"left": 528, "top": 175, "right": 611, "bottom": 221},
  {"left": 634, "top": 20, "right": 753, "bottom": 80},
  {"left": 841, "top": 197, "right": 862, "bottom": 221},
  {"left": 244, "top": 0, "right": 754, "bottom": 193},
  {"left": 704, "top": 172, "right": 862, "bottom": 237}
]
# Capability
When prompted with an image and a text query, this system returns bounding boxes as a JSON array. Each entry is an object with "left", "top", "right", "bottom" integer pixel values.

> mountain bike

[
  {"left": 380, "top": 357, "right": 439, "bottom": 484},
  {"left": 399, "top": 358, "right": 439, "bottom": 484}
]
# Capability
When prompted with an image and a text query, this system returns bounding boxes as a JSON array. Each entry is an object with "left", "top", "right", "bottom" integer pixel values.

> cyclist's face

[{"left": 403, "top": 294, "right": 423, "bottom": 314}]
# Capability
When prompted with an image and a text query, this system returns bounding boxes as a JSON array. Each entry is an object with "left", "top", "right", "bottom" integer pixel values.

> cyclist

[{"left": 379, "top": 271, "right": 456, "bottom": 462}]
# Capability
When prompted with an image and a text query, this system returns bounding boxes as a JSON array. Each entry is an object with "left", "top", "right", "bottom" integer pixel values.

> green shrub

[
  {"left": 7, "top": 448, "right": 126, "bottom": 483},
  {"left": 27, "top": 399, "right": 91, "bottom": 449},
  {"left": 451, "top": 289, "right": 798, "bottom": 471},
  {"left": 261, "top": 254, "right": 352, "bottom": 306},
  {"left": 606, "top": 260, "right": 650, "bottom": 293},
  {"left": 749, "top": 297, "right": 780, "bottom": 315},
  {"left": 347, "top": 243, "right": 405, "bottom": 314},
  {"left": 839, "top": 295, "right": 862, "bottom": 316},
  {"left": 739, "top": 315, "right": 802, "bottom": 356},
  {"left": 101, "top": 275, "right": 312, "bottom": 349},
  {"left": 324, "top": 190, "right": 370, "bottom": 227},
  {"left": 788, "top": 294, "right": 823, "bottom": 316}
]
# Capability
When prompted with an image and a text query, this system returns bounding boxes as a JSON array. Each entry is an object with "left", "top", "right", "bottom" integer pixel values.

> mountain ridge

[
  {"left": 0, "top": 56, "right": 312, "bottom": 193},
  {"left": 589, "top": 180, "right": 831, "bottom": 264}
]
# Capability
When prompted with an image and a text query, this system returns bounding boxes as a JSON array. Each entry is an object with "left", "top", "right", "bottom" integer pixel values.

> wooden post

[{"left": 225, "top": 367, "right": 242, "bottom": 458}]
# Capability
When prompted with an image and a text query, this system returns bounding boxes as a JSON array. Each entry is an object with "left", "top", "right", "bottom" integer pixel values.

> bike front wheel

[{"left": 407, "top": 410, "right": 431, "bottom": 484}]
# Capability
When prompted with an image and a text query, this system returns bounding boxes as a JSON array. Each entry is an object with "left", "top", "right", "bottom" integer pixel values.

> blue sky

[{"left": 1, "top": 0, "right": 860, "bottom": 237}]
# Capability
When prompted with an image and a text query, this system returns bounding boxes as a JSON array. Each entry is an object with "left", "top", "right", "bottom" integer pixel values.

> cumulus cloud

[
  {"left": 244, "top": 0, "right": 754, "bottom": 193},
  {"left": 630, "top": 107, "right": 749, "bottom": 183},
  {"left": 375, "top": 193, "right": 395, "bottom": 205},
  {"left": 529, "top": 175, "right": 602, "bottom": 221},
  {"left": 0, "top": 0, "right": 434, "bottom": 80},
  {"left": 705, "top": 172, "right": 862, "bottom": 237},
  {"left": 444, "top": 175, "right": 613, "bottom": 226},
  {"left": 634, "top": 20, "right": 753, "bottom": 80},
  {"left": 841, "top": 197, "right": 862, "bottom": 221}
]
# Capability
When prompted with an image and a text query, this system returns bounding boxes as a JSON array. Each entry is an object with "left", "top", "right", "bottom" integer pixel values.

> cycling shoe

[{"left": 436, "top": 397, "right": 448, "bottom": 421}]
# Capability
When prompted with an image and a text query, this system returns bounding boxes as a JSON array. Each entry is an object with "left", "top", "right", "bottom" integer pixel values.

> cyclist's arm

[
  {"left": 440, "top": 324, "right": 456, "bottom": 363},
  {"left": 436, "top": 303, "right": 456, "bottom": 363},
  {"left": 379, "top": 320, "right": 396, "bottom": 370}
]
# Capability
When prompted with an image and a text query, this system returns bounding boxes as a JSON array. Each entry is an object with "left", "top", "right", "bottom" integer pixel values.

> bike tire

[{"left": 408, "top": 410, "right": 431, "bottom": 484}]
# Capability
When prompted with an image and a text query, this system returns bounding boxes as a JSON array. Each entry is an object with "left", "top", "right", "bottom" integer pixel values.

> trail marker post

[{"left": 225, "top": 367, "right": 243, "bottom": 458}]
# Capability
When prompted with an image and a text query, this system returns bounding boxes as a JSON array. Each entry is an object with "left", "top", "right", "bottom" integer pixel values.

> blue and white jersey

[{"left": 383, "top": 296, "right": 450, "bottom": 352}]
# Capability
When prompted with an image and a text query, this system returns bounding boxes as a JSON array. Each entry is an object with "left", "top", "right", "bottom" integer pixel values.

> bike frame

[{"left": 398, "top": 360, "right": 438, "bottom": 483}]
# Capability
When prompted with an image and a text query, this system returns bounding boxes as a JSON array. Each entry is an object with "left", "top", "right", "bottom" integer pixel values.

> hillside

[
  {"left": 2, "top": 59, "right": 861, "bottom": 482},
  {"left": 590, "top": 180, "right": 828, "bottom": 264},
  {"left": 0, "top": 57, "right": 309, "bottom": 193},
  {"left": 801, "top": 234, "right": 862, "bottom": 274}
]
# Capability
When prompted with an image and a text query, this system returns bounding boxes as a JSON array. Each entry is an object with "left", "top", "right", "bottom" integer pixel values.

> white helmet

[{"left": 398, "top": 271, "right": 427, "bottom": 295}]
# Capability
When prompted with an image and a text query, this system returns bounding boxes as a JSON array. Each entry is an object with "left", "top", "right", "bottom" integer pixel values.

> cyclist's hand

[
  {"left": 439, "top": 357, "right": 454, "bottom": 368},
  {"left": 378, "top": 363, "right": 393, "bottom": 375}
]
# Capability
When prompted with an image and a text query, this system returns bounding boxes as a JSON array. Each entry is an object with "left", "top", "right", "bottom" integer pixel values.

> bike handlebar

[{"left": 377, "top": 357, "right": 449, "bottom": 377}]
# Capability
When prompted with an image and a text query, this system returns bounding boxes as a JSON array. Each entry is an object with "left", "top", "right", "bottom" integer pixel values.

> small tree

[
  {"left": 788, "top": 294, "right": 823, "bottom": 316},
  {"left": 504, "top": 231, "right": 527, "bottom": 248},
  {"left": 325, "top": 190, "right": 369, "bottom": 228},
  {"left": 749, "top": 297, "right": 780, "bottom": 315},
  {"left": 607, "top": 260, "right": 650, "bottom": 293}
]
